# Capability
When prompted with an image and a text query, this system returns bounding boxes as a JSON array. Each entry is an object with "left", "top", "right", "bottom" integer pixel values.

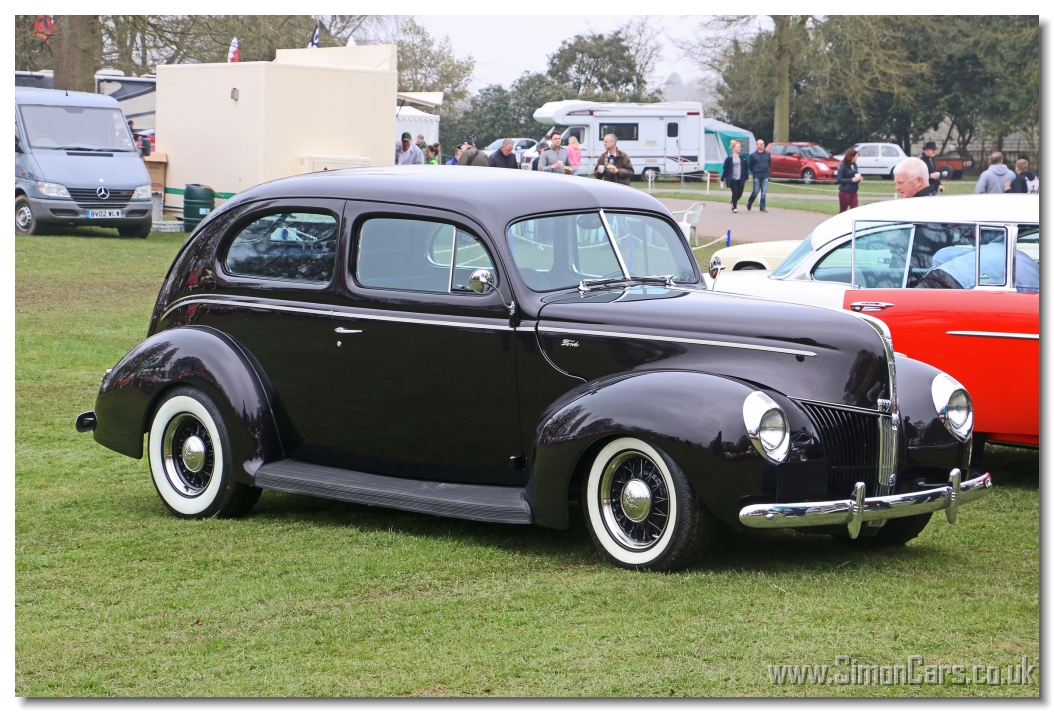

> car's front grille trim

[
  {"left": 797, "top": 401, "right": 881, "bottom": 500},
  {"left": 68, "top": 188, "right": 134, "bottom": 209}
]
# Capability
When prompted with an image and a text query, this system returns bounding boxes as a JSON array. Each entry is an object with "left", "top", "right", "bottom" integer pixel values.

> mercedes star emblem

[{"left": 96, "top": 186, "right": 110, "bottom": 200}]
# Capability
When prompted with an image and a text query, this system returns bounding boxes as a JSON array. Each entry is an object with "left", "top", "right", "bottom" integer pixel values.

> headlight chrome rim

[
  {"left": 132, "top": 184, "right": 152, "bottom": 200},
  {"left": 743, "top": 391, "right": 790, "bottom": 463},
  {"left": 931, "top": 372, "right": 973, "bottom": 442}
]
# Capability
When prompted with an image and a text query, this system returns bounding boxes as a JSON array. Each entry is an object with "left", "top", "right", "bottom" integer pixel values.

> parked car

[
  {"left": 77, "top": 167, "right": 990, "bottom": 570},
  {"left": 15, "top": 87, "right": 153, "bottom": 237},
  {"left": 713, "top": 194, "right": 1038, "bottom": 454},
  {"left": 768, "top": 142, "right": 841, "bottom": 183},
  {"left": 710, "top": 240, "right": 800, "bottom": 271},
  {"left": 482, "top": 137, "right": 537, "bottom": 162},
  {"left": 836, "top": 142, "right": 908, "bottom": 178}
]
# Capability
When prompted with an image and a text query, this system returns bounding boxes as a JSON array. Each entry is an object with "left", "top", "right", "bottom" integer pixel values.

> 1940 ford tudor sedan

[{"left": 77, "top": 167, "right": 991, "bottom": 570}]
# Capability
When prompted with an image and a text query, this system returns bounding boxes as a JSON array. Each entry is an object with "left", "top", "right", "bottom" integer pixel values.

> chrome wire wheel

[
  {"left": 599, "top": 450, "right": 671, "bottom": 551},
  {"left": 161, "top": 412, "right": 215, "bottom": 497}
]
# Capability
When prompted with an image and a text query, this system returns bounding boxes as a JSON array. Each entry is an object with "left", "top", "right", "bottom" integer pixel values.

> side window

[
  {"left": 977, "top": 227, "right": 1007, "bottom": 287},
  {"left": 910, "top": 223, "right": 976, "bottom": 289},
  {"left": 355, "top": 217, "right": 494, "bottom": 295},
  {"left": 667, "top": 122, "right": 679, "bottom": 138},
  {"left": 770, "top": 145, "right": 786, "bottom": 155},
  {"left": 812, "top": 226, "right": 912, "bottom": 287},
  {"left": 1015, "top": 224, "right": 1039, "bottom": 293},
  {"left": 517, "top": 140, "right": 533, "bottom": 150},
  {"left": 881, "top": 145, "right": 901, "bottom": 158},
  {"left": 599, "top": 123, "right": 638, "bottom": 142},
  {"left": 857, "top": 145, "right": 879, "bottom": 158},
  {"left": 224, "top": 211, "right": 338, "bottom": 284}
]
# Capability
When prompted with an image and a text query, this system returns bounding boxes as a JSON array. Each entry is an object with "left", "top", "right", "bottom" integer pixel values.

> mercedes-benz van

[{"left": 16, "top": 87, "right": 153, "bottom": 237}]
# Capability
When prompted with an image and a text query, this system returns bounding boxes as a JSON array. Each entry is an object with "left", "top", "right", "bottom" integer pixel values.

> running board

[{"left": 253, "top": 459, "right": 532, "bottom": 524}]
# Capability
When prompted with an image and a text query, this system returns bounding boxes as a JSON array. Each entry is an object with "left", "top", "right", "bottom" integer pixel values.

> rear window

[{"left": 224, "top": 212, "right": 338, "bottom": 284}]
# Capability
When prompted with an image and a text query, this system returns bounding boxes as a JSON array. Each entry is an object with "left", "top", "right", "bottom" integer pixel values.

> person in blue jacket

[{"left": 721, "top": 140, "right": 750, "bottom": 213}]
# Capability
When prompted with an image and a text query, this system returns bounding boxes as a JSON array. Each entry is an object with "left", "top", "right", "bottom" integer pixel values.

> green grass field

[{"left": 16, "top": 228, "right": 1038, "bottom": 696}]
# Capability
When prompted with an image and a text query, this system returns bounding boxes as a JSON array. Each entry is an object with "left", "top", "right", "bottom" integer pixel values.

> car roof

[
  {"left": 809, "top": 194, "right": 1040, "bottom": 249},
  {"left": 15, "top": 86, "right": 121, "bottom": 109},
  {"left": 771, "top": 141, "right": 818, "bottom": 146},
  {"left": 223, "top": 166, "right": 671, "bottom": 230}
]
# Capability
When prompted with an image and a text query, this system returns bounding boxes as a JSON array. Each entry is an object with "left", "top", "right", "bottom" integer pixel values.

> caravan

[{"left": 531, "top": 100, "right": 705, "bottom": 179}]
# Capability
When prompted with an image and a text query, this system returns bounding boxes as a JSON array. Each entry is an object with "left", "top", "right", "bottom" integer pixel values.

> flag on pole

[
  {"left": 227, "top": 37, "right": 239, "bottom": 63},
  {"left": 307, "top": 23, "right": 320, "bottom": 48},
  {"left": 32, "top": 15, "right": 54, "bottom": 42}
]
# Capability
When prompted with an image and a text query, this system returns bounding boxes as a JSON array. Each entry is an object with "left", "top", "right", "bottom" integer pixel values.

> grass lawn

[{"left": 16, "top": 228, "right": 1038, "bottom": 696}]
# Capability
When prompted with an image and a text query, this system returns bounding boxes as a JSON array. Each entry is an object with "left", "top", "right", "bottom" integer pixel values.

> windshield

[
  {"left": 19, "top": 104, "right": 136, "bottom": 151},
  {"left": 485, "top": 139, "right": 504, "bottom": 150},
  {"left": 771, "top": 235, "right": 816, "bottom": 277},
  {"left": 506, "top": 211, "right": 698, "bottom": 292},
  {"left": 800, "top": 145, "right": 832, "bottom": 159}
]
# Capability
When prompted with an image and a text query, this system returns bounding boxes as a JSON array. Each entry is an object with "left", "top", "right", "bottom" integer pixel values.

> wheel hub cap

[
  {"left": 620, "top": 479, "right": 652, "bottom": 522},
  {"left": 181, "top": 435, "right": 207, "bottom": 472}
]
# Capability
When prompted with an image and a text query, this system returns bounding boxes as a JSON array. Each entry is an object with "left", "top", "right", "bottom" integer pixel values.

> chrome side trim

[
  {"left": 537, "top": 326, "right": 817, "bottom": 357},
  {"left": 739, "top": 470, "right": 992, "bottom": 532},
  {"left": 947, "top": 330, "right": 1039, "bottom": 340},
  {"left": 598, "top": 209, "right": 630, "bottom": 279},
  {"left": 159, "top": 297, "right": 515, "bottom": 332}
]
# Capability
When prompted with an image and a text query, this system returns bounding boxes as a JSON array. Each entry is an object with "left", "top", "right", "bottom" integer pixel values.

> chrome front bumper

[{"left": 739, "top": 468, "right": 992, "bottom": 539}]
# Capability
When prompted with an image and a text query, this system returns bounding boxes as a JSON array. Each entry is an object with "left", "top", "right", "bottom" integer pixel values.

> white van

[{"left": 531, "top": 100, "right": 705, "bottom": 179}]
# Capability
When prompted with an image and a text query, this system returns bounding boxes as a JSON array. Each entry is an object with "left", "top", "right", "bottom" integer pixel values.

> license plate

[{"left": 86, "top": 210, "right": 122, "bottom": 218}]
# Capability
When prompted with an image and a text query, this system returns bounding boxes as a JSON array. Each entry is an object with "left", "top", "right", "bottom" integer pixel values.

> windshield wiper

[
  {"left": 57, "top": 145, "right": 119, "bottom": 152},
  {"left": 578, "top": 275, "right": 675, "bottom": 292}
]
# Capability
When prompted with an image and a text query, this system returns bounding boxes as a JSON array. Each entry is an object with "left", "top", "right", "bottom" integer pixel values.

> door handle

[
  {"left": 850, "top": 301, "right": 895, "bottom": 312},
  {"left": 334, "top": 327, "right": 363, "bottom": 334}
]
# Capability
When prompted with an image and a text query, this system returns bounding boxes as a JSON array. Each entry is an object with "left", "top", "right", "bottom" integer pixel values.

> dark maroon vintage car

[{"left": 77, "top": 167, "right": 990, "bottom": 570}]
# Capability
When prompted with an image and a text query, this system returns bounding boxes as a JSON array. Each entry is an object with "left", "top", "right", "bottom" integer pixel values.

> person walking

[
  {"left": 920, "top": 141, "right": 944, "bottom": 193},
  {"left": 593, "top": 134, "right": 634, "bottom": 186},
  {"left": 426, "top": 143, "right": 441, "bottom": 165},
  {"left": 975, "top": 152, "right": 1015, "bottom": 194},
  {"left": 487, "top": 138, "right": 519, "bottom": 169},
  {"left": 566, "top": 135, "right": 582, "bottom": 173},
  {"left": 456, "top": 140, "right": 489, "bottom": 167},
  {"left": 745, "top": 139, "right": 770, "bottom": 212},
  {"left": 835, "top": 147, "right": 863, "bottom": 213},
  {"left": 721, "top": 140, "right": 748, "bottom": 212},
  {"left": 893, "top": 157, "right": 937, "bottom": 198},
  {"left": 1004, "top": 158, "right": 1039, "bottom": 193},
  {"left": 538, "top": 131, "right": 572, "bottom": 174},
  {"left": 395, "top": 132, "right": 424, "bottom": 165}
]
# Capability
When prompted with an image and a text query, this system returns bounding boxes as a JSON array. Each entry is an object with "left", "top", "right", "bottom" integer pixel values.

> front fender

[
  {"left": 895, "top": 354, "right": 970, "bottom": 474},
  {"left": 527, "top": 370, "right": 766, "bottom": 530},
  {"left": 92, "top": 326, "right": 283, "bottom": 483}
]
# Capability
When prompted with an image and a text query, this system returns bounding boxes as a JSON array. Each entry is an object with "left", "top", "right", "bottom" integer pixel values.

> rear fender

[
  {"left": 527, "top": 370, "right": 765, "bottom": 529},
  {"left": 92, "top": 326, "right": 283, "bottom": 483}
]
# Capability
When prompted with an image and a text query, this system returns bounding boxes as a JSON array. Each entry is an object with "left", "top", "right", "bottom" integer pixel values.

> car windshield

[
  {"left": 506, "top": 211, "right": 698, "bottom": 292},
  {"left": 800, "top": 145, "right": 832, "bottom": 159},
  {"left": 19, "top": 104, "right": 136, "bottom": 151},
  {"left": 485, "top": 139, "right": 504, "bottom": 150},
  {"left": 771, "top": 235, "right": 816, "bottom": 278}
]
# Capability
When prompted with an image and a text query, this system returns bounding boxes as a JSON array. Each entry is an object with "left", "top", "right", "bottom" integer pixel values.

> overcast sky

[{"left": 416, "top": 15, "right": 711, "bottom": 93}]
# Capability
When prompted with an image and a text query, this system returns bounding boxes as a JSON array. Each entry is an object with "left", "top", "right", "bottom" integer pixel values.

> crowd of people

[{"left": 392, "top": 130, "right": 636, "bottom": 186}]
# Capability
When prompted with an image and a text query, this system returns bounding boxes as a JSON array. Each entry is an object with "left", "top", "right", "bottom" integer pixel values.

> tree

[
  {"left": 396, "top": 18, "right": 474, "bottom": 106},
  {"left": 15, "top": 15, "right": 53, "bottom": 72},
  {"left": 546, "top": 30, "right": 660, "bottom": 101},
  {"left": 51, "top": 16, "right": 102, "bottom": 92}
]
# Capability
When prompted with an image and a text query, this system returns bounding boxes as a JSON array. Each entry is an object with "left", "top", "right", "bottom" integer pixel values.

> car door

[
  {"left": 844, "top": 223, "right": 1038, "bottom": 446},
  {"left": 879, "top": 145, "right": 902, "bottom": 174},
  {"left": 856, "top": 144, "right": 880, "bottom": 175},
  {"left": 768, "top": 144, "right": 788, "bottom": 177},
  {"left": 327, "top": 206, "right": 524, "bottom": 484}
]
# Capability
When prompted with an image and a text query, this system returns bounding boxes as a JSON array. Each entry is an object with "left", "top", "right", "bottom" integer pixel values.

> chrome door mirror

[
  {"left": 469, "top": 268, "right": 497, "bottom": 294},
  {"left": 709, "top": 255, "right": 724, "bottom": 282}
]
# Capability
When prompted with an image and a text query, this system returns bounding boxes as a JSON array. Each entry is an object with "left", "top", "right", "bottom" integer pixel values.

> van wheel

[
  {"left": 583, "top": 437, "right": 714, "bottom": 571},
  {"left": 148, "top": 386, "right": 261, "bottom": 519},
  {"left": 15, "top": 196, "right": 39, "bottom": 235},
  {"left": 118, "top": 222, "right": 151, "bottom": 238}
]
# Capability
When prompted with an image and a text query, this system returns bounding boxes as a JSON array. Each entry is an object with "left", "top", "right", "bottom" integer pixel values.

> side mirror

[
  {"left": 140, "top": 140, "right": 151, "bottom": 157},
  {"left": 15, "top": 135, "right": 23, "bottom": 153},
  {"left": 791, "top": 153, "right": 801, "bottom": 159},
  {"left": 709, "top": 255, "right": 724, "bottom": 283},
  {"left": 469, "top": 269, "right": 498, "bottom": 294}
]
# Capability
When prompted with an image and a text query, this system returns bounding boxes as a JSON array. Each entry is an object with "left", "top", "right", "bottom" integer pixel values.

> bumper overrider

[{"left": 739, "top": 468, "right": 993, "bottom": 539}]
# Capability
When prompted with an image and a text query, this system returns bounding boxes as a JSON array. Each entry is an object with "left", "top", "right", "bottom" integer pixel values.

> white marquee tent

[{"left": 395, "top": 106, "right": 439, "bottom": 146}]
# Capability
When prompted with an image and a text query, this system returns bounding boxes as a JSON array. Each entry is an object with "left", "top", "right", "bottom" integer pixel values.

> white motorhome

[{"left": 531, "top": 100, "right": 705, "bottom": 179}]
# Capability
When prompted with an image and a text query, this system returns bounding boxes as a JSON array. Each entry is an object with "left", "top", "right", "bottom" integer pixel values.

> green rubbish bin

[{"left": 183, "top": 184, "right": 215, "bottom": 233}]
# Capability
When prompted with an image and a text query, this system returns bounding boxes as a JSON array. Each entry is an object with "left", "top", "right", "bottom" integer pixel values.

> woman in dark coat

[
  {"left": 836, "top": 148, "right": 863, "bottom": 213},
  {"left": 721, "top": 140, "right": 749, "bottom": 212}
]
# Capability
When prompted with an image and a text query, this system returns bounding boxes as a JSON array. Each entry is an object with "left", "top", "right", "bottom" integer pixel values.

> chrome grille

[
  {"left": 798, "top": 402, "right": 880, "bottom": 499},
  {"left": 68, "top": 188, "right": 134, "bottom": 209}
]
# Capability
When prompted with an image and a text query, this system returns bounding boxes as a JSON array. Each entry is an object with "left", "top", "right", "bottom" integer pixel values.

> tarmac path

[{"left": 656, "top": 197, "right": 831, "bottom": 245}]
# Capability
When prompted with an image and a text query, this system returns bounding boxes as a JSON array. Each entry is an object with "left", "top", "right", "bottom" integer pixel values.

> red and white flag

[{"left": 227, "top": 37, "right": 239, "bottom": 63}]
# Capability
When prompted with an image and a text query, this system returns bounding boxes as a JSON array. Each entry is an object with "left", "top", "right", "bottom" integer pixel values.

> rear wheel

[
  {"left": 939, "top": 165, "right": 952, "bottom": 180},
  {"left": 801, "top": 169, "right": 815, "bottom": 184},
  {"left": 15, "top": 196, "right": 39, "bottom": 235},
  {"left": 148, "top": 386, "right": 260, "bottom": 519},
  {"left": 640, "top": 167, "right": 660, "bottom": 183},
  {"left": 583, "top": 437, "right": 714, "bottom": 571},
  {"left": 733, "top": 262, "right": 765, "bottom": 271}
]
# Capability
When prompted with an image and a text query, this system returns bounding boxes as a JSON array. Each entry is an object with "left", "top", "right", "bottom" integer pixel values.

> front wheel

[
  {"left": 640, "top": 167, "right": 659, "bottom": 183},
  {"left": 148, "top": 386, "right": 260, "bottom": 519},
  {"left": 801, "top": 169, "right": 815, "bottom": 184},
  {"left": 118, "top": 221, "right": 151, "bottom": 238},
  {"left": 583, "top": 437, "right": 714, "bottom": 570},
  {"left": 16, "top": 196, "right": 39, "bottom": 235}
]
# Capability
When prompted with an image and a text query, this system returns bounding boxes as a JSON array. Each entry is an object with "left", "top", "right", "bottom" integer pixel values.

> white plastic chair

[{"left": 670, "top": 202, "right": 704, "bottom": 245}]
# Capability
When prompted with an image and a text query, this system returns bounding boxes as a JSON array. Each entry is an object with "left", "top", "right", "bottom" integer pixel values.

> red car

[{"left": 768, "top": 142, "right": 841, "bottom": 183}]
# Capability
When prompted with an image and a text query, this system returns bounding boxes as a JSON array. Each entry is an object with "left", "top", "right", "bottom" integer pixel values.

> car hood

[
  {"left": 30, "top": 149, "right": 150, "bottom": 189},
  {"left": 536, "top": 285, "right": 891, "bottom": 409}
]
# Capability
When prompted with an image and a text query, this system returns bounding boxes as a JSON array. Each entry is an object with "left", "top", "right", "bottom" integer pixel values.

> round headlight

[
  {"left": 743, "top": 391, "right": 791, "bottom": 463},
  {"left": 931, "top": 372, "right": 973, "bottom": 441}
]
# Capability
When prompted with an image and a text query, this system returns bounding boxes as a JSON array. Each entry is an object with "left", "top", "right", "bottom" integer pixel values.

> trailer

[{"left": 532, "top": 100, "right": 705, "bottom": 179}]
